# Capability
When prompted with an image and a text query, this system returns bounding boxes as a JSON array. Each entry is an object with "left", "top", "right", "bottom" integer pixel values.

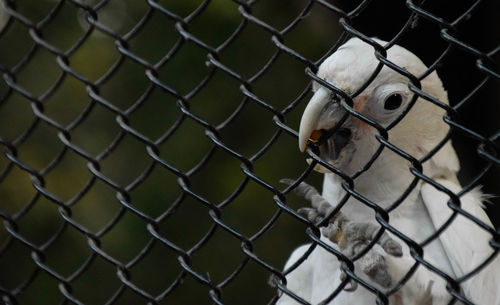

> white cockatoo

[{"left": 276, "top": 38, "right": 499, "bottom": 305}]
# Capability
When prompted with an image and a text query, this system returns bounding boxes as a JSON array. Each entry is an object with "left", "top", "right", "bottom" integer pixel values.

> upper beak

[
  {"left": 298, "top": 87, "right": 346, "bottom": 152},
  {"left": 299, "top": 87, "right": 329, "bottom": 152}
]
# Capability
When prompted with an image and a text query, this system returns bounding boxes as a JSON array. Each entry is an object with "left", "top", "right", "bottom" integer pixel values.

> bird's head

[{"left": 299, "top": 38, "right": 457, "bottom": 176}]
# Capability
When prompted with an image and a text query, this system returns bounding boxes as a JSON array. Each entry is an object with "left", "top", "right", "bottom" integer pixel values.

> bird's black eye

[{"left": 384, "top": 93, "right": 403, "bottom": 110}]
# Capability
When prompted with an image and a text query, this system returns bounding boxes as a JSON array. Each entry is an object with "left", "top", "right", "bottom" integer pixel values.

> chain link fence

[{"left": 0, "top": 0, "right": 498, "bottom": 304}]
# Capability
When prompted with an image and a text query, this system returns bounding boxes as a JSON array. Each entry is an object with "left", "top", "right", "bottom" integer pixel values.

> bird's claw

[
  {"left": 281, "top": 178, "right": 337, "bottom": 222},
  {"left": 297, "top": 207, "right": 323, "bottom": 223},
  {"left": 280, "top": 178, "right": 320, "bottom": 200},
  {"left": 381, "top": 238, "right": 403, "bottom": 257},
  {"left": 341, "top": 222, "right": 403, "bottom": 258},
  {"left": 360, "top": 251, "right": 392, "bottom": 288},
  {"left": 282, "top": 178, "right": 402, "bottom": 290}
]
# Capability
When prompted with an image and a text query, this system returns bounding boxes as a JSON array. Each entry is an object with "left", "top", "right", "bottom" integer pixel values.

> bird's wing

[{"left": 421, "top": 178, "right": 500, "bottom": 304}]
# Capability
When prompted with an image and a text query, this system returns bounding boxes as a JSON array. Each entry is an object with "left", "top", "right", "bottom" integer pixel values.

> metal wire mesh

[{"left": 0, "top": 0, "right": 498, "bottom": 304}]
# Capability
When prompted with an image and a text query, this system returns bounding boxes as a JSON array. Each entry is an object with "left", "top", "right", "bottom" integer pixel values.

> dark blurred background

[{"left": 0, "top": 0, "right": 498, "bottom": 304}]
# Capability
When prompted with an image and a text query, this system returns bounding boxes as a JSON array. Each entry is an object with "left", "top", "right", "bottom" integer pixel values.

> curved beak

[
  {"left": 299, "top": 87, "right": 330, "bottom": 152},
  {"left": 298, "top": 87, "right": 347, "bottom": 152}
]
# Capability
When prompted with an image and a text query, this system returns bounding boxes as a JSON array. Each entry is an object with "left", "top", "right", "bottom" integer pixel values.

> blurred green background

[{"left": 0, "top": 0, "right": 498, "bottom": 304}]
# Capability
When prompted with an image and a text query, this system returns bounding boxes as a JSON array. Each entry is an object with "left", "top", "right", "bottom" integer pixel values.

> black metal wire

[{"left": 0, "top": 0, "right": 498, "bottom": 304}]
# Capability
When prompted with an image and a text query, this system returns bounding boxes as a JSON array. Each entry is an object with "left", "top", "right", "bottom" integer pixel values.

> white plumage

[{"left": 277, "top": 38, "right": 499, "bottom": 305}]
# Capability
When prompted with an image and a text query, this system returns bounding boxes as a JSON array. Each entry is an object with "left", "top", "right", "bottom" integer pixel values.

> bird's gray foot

[
  {"left": 281, "top": 179, "right": 403, "bottom": 290},
  {"left": 280, "top": 178, "right": 336, "bottom": 219}
]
